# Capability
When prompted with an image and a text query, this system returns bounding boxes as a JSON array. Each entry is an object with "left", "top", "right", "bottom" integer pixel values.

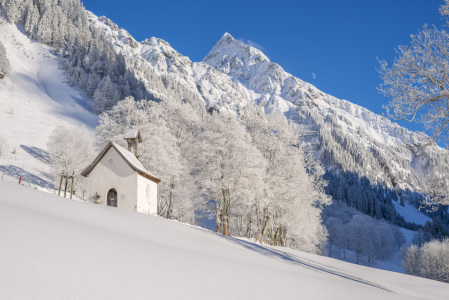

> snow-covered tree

[
  {"left": 145, "top": 98, "right": 202, "bottom": 221},
  {"left": 376, "top": 222, "right": 395, "bottom": 260},
  {"left": 346, "top": 215, "right": 370, "bottom": 264},
  {"left": 47, "top": 126, "right": 95, "bottom": 194},
  {"left": 191, "top": 113, "right": 264, "bottom": 236},
  {"left": 24, "top": 3, "right": 39, "bottom": 36},
  {"left": 326, "top": 217, "right": 343, "bottom": 257},
  {"left": 324, "top": 202, "right": 399, "bottom": 263},
  {"left": 243, "top": 107, "right": 329, "bottom": 252},
  {"left": 35, "top": 7, "right": 53, "bottom": 44},
  {"left": 139, "top": 123, "right": 184, "bottom": 219},
  {"left": 0, "top": 136, "right": 7, "bottom": 158},
  {"left": 403, "top": 239, "right": 449, "bottom": 283},
  {"left": 402, "top": 245, "right": 421, "bottom": 276},
  {"left": 378, "top": 1, "right": 449, "bottom": 150},
  {"left": 94, "top": 75, "right": 120, "bottom": 113},
  {"left": 47, "top": 126, "right": 94, "bottom": 174},
  {"left": 393, "top": 226, "right": 406, "bottom": 251},
  {"left": 0, "top": 40, "right": 10, "bottom": 77}
]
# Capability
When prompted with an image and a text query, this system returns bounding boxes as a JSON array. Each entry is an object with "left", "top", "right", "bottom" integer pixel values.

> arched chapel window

[{"left": 107, "top": 189, "right": 117, "bottom": 207}]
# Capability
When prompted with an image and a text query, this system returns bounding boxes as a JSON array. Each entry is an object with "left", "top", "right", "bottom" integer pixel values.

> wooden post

[
  {"left": 64, "top": 175, "right": 68, "bottom": 198},
  {"left": 19, "top": 176, "right": 22, "bottom": 185},
  {"left": 58, "top": 172, "right": 64, "bottom": 196},
  {"left": 70, "top": 172, "right": 74, "bottom": 200}
]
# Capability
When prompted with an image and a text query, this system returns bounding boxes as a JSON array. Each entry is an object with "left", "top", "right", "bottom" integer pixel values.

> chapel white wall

[
  {"left": 86, "top": 147, "right": 138, "bottom": 211},
  {"left": 137, "top": 175, "right": 158, "bottom": 215}
]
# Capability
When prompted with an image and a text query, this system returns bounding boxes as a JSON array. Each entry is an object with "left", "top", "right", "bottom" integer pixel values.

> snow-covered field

[
  {"left": 393, "top": 200, "right": 432, "bottom": 226},
  {"left": 0, "top": 22, "right": 97, "bottom": 189},
  {"left": 1, "top": 180, "right": 448, "bottom": 300}
]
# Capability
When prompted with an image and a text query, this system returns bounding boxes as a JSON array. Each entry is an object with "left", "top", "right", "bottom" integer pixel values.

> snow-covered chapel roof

[
  {"left": 81, "top": 142, "right": 161, "bottom": 183},
  {"left": 123, "top": 128, "right": 142, "bottom": 142}
]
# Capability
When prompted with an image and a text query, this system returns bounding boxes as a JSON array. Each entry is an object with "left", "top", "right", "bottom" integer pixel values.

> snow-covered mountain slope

[
  {"left": 392, "top": 200, "right": 432, "bottom": 226},
  {"left": 85, "top": 13, "right": 250, "bottom": 113},
  {"left": 86, "top": 13, "right": 199, "bottom": 100},
  {"left": 0, "top": 22, "right": 97, "bottom": 188},
  {"left": 1, "top": 180, "right": 448, "bottom": 300},
  {"left": 203, "top": 33, "right": 449, "bottom": 192},
  {"left": 87, "top": 12, "right": 448, "bottom": 196}
]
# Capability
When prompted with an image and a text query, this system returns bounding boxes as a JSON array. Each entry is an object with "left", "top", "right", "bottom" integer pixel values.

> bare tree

[
  {"left": 378, "top": 1, "right": 449, "bottom": 149},
  {"left": 378, "top": 25, "right": 449, "bottom": 148},
  {"left": 378, "top": 2, "right": 449, "bottom": 204}
]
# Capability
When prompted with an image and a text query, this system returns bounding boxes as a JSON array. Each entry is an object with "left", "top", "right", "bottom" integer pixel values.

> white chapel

[{"left": 81, "top": 129, "right": 160, "bottom": 214}]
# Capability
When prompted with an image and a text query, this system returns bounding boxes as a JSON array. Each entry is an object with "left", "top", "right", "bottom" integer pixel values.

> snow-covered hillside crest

[{"left": 203, "top": 33, "right": 449, "bottom": 193}]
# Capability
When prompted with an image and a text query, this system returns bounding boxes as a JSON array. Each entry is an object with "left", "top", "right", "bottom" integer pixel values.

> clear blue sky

[{"left": 84, "top": 0, "right": 443, "bottom": 133}]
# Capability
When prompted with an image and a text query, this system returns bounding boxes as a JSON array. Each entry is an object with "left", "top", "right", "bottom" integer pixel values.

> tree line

[
  {"left": 323, "top": 202, "right": 406, "bottom": 264},
  {"left": 93, "top": 97, "right": 331, "bottom": 253},
  {"left": 402, "top": 239, "right": 449, "bottom": 283}
]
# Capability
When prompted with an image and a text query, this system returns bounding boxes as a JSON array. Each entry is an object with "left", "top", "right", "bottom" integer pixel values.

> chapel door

[{"left": 107, "top": 189, "right": 117, "bottom": 207}]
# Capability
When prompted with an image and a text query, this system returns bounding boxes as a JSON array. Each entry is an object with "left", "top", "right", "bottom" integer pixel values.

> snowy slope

[
  {"left": 0, "top": 22, "right": 97, "bottom": 188},
  {"left": 392, "top": 200, "right": 432, "bottom": 226},
  {"left": 1, "top": 180, "right": 448, "bottom": 300}
]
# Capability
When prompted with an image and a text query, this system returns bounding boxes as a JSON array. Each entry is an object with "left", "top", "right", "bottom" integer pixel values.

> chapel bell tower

[{"left": 123, "top": 128, "right": 142, "bottom": 158}]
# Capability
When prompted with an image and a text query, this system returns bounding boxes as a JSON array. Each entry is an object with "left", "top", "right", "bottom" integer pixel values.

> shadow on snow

[
  {"left": 20, "top": 145, "right": 51, "bottom": 164},
  {"left": 221, "top": 234, "right": 395, "bottom": 293},
  {"left": 0, "top": 165, "right": 55, "bottom": 189}
]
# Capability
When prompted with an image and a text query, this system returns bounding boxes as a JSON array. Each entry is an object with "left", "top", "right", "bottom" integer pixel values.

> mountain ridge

[{"left": 202, "top": 32, "right": 446, "bottom": 192}]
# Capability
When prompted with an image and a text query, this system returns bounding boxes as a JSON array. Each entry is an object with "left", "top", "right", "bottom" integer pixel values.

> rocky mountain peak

[{"left": 203, "top": 32, "right": 270, "bottom": 77}]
